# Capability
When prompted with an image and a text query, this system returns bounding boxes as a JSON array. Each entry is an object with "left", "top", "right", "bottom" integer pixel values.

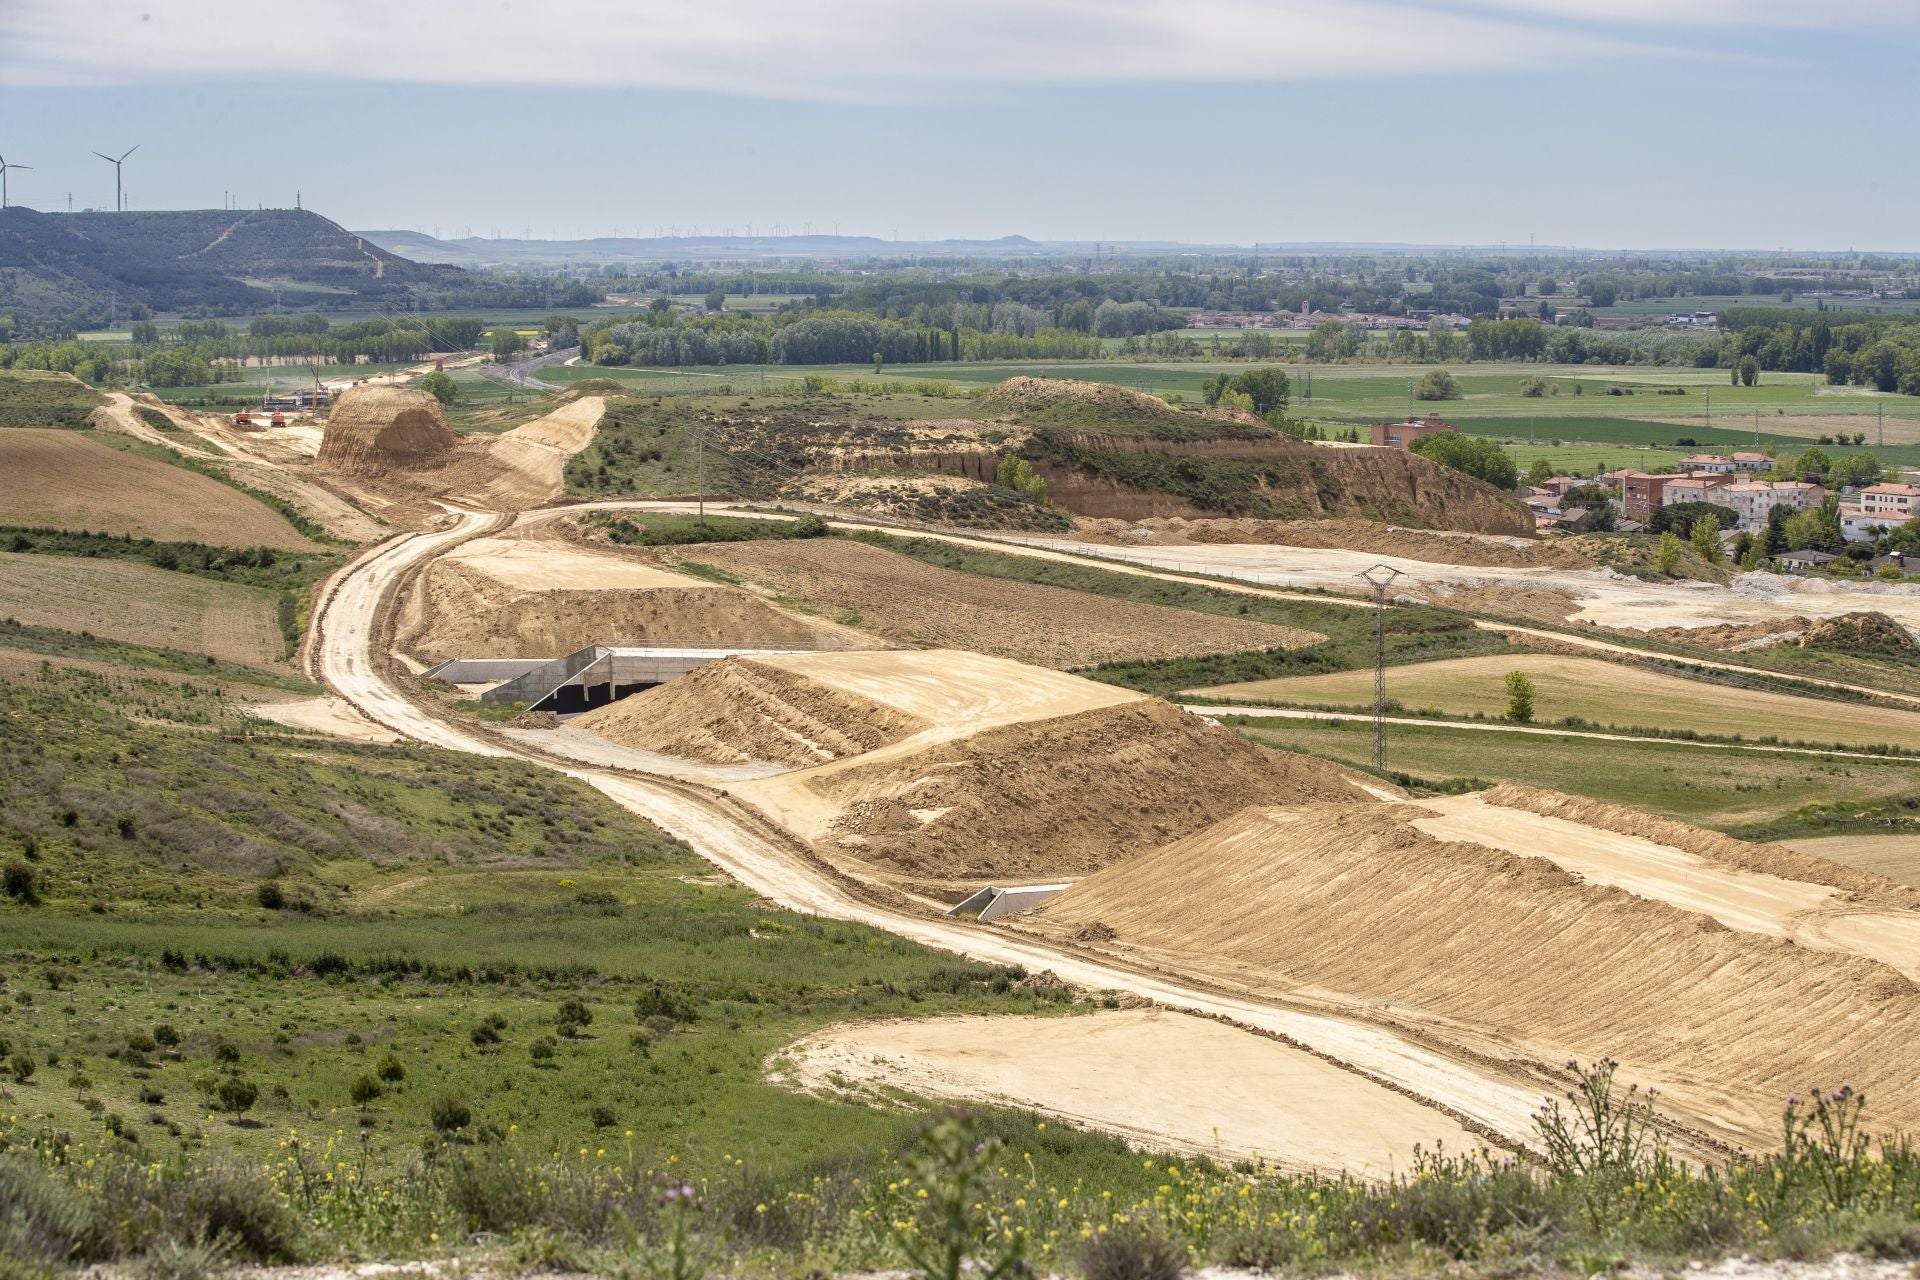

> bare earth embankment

[
  {"left": 1027, "top": 799, "right": 1920, "bottom": 1148},
  {"left": 664, "top": 537, "right": 1326, "bottom": 667},
  {"left": 577, "top": 649, "right": 1370, "bottom": 883},
  {"left": 313, "top": 385, "right": 608, "bottom": 521},
  {"left": 397, "top": 531, "right": 851, "bottom": 660}
]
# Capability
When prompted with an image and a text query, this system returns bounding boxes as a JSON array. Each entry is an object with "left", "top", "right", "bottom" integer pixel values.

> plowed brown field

[
  {"left": 0, "top": 552, "right": 287, "bottom": 665},
  {"left": 0, "top": 430, "right": 320, "bottom": 550},
  {"left": 664, "top": 538, "right": 1325, "bottom": 667}
]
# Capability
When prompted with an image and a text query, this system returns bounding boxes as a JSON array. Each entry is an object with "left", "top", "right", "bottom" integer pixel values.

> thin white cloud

[
  {"left": 1458, "top": 0, "right": 1919, "bottom": 26},
  {"left": 0, "top": 0, "right": 1717, "bottom": 99}
]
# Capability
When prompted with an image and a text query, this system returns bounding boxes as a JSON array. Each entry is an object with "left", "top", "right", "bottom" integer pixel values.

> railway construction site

[{"left": 9, "top": 369, "right": 1920, "bottom": 1272}]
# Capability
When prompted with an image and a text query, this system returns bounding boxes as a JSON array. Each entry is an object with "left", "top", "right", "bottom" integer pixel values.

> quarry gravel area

[
  {"left": 775, "top": 1010, "right": 1483, "bottom": 1175},
  {"left": 664, "top": 538, "right": 1327, "bottom": 667},
  {"left": 997, "top": 535, "right": 1920, "bottom": 634},
  {"left": 0, "top": 428, "right": 321, "bottom": 550}
]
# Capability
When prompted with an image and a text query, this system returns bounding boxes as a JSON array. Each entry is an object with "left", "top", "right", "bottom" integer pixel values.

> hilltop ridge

[{"left": 0, "top": 205, "right": 467, "bottom": 320}]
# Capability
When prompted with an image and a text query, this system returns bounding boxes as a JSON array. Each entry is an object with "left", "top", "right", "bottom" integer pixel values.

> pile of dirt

[
  {"left": 316, "top": 385, "right": 457, "bottom": 475},
  {"left": 575, "top": 657, "right": 929, "bottom": 766},
  {"left": 807, "top": 698, "right": 1372, "bottom": 878},
  {"left": 1029, "top": 802, "right": 1920, "bottom": 1144},
  {"left": 977, "top": 376, "right": 1261, "bottom": 432},
  {"left": 1073, "top": 516, "right": 1589, "bottom": 568},
  {"left": 1643, "top": 618, "right": 1812, "bottom": 651},
  {"left": 667, "top": 538, "right": 1327, "bottom": 668},
  {"left": 1801, "top": 611, "right": 1919, "bottom": 655},
  {"left": 1477, "top": 783, "right": 1919, "bottom": 908}
]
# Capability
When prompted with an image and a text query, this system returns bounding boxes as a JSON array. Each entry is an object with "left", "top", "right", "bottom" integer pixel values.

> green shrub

[
  {"left": 3, "top": 860, "right": 39, "bottom": 905},
  {"left": 213, "top": 1076, "right": 257, "bottom": 1121},
  {"left": 1076, "top": 1224, "right": 1187, "bottom": 1280},
  {"left": 429, "top": 1095, "right": 471, "bottom": 1134}
]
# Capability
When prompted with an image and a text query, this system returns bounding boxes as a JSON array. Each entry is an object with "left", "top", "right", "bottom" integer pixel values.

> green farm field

[
  {"left": 1227, "top": 714, "right": 1920, "bottom": 836},
  {"left": 1197, "top": 653, "right": 1920, "bottom": 753}
]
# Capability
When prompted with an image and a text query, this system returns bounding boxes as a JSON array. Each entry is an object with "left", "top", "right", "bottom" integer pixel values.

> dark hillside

[{"left": 0, "top": 205, "right": 467, "bottom": 320}]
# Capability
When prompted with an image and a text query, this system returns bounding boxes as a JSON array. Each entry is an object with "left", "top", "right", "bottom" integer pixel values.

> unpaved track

[
  {"left": 778, "top": 1010, "right": 1484, "bottom": 1174},
  {"left": 307, "top": 510, "right": 1561, "bottom": 1158}
]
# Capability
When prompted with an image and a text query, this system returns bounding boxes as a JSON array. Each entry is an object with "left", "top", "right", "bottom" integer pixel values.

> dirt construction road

[{"left": 307, "top": 509, "right": 1565, "bottom": 1167}]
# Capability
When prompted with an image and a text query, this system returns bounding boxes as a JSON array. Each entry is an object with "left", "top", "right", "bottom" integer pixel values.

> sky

[{"left": 2, "top": 0, "right": 1917, "bottom": 251}]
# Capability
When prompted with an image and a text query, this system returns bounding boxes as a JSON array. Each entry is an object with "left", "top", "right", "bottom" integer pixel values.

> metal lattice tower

[{"left": 1357, "top": 564, "right": 1406, "bottom": 772}]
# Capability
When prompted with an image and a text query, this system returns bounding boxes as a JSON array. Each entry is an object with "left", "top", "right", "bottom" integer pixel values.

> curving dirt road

[{"left": 307, "top": 507, "right": 1575, "bottom": 1161}]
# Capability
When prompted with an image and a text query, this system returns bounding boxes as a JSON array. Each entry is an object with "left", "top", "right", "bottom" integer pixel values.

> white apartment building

[
  {"left": 1859, "top": 483, "right": 1919, "bottom": 521},
  {"left": 1719, "top": 480, "right": 1824, "bottom": 530}
]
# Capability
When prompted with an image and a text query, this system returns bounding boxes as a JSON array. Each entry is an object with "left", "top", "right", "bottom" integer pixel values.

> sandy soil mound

[
  {"left": 1030, "top": 802, "right": 1920, "bottom": 1145},
  {"left": 574, "top": 656, "right": 930, "bottom": 766},
  {"left": 1477, "top": 783, "right": 1920, "bottom": 907},
  {"left": 316, "top": 386, "right": 458, "bottom": 475},
  {"left": 801, "top": 698, "right": 1371, "bottom": 878},
  {"left": 1074, "top": 517, "right": 1591, "bottom": 569},
  {"left": 666, "top": 538, "right": 1326, "bottom": 668},
  {"left": 1801, "top": 611, "right": 1918, "bottom": 654},
  {"left": 1644, "top": 618, "right": 1812, "bottom": 651}
]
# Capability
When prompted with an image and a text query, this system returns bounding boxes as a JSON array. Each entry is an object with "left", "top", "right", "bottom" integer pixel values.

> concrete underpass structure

[{"left": 426, "top": 643, "right": 819, "bottom": 714}]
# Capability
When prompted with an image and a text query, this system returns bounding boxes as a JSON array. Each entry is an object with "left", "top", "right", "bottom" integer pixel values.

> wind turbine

[
  {"left": 94, "top": 144, "right": 139, "bottom": 211},
  {"left": 0, "top": 153, "right": 29, "bottom": 208}
]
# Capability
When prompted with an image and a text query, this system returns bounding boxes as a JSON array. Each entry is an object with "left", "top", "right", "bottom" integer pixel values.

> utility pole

[
  {"left": 1879, "top": 404, "right": 1885, "bottom": 447},
  {"left": 1357, "top": 564, "right": 1406, "bottom": 772},
  {"left": 1704, "top": 386, "right": 1711, "bottom": 432}
]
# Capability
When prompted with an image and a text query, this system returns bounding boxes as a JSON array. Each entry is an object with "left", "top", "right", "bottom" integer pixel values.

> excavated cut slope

[
  {"left": 403, "top": 559, "right": 842, "bottom": 660},
  {"left": 575, "top": 657, "right": 929, "bottom": 767},
  {"left": 1033, "top": 803, "right": 1920, "bottom": 1144},
  {"left": 316, "top": 385, "right": 457, "bottom": 474},
  {"left": 799, "top": 698, "right": 1372, "bottom": 878}
]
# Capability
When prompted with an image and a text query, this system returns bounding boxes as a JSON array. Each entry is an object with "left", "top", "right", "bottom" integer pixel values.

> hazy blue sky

[{"left": 3, "top": 1, "right": 1916, "bottom": 249}]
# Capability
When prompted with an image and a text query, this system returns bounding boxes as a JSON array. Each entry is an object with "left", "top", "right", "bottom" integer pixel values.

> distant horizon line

[{"left": 4, "top": 203, "right": 1912, "bottom": 258}]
